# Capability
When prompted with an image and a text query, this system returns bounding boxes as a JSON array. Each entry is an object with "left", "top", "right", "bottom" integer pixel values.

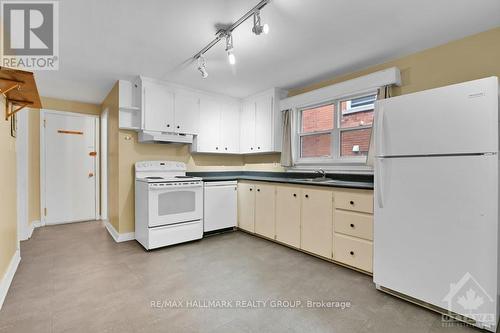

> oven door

[{"left": 148, "top": 182, "right": 203, "bottom": 228}]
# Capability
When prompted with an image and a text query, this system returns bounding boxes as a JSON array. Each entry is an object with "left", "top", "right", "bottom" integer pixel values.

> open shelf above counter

[{"left": 0, "top": 66, "right": 42, "bottom": 120}]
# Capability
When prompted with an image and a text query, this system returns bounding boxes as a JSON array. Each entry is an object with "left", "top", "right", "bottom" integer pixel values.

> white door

[
  {"left": 240, "top": 100, "right": 255, "bottom": 153},
  {"left": 220, "top": 102, "right": 240, "bottom": 153},
  {"left": 375, "top": 77, "right": 498, "bottom": 157},
  {"left": 143, "top": 82, "right": 175, "bottom": 132},
  {"left": 255, "top": 94, "right": 273, "bottom": 152},
  {"left": 43, "top": 111, "right": 98, "bottom": 224},
  {"left": 198, "top": 96, "right": 221, "bottom": 152},
  {"left": 174, "top": 90, "right": 200, "bottom": 134},
  {"left": 373, "top": 154, "right": 498, "bottom": 320}
]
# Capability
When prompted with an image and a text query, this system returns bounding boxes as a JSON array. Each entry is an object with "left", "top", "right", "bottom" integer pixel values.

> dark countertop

[{"left": 187, "top": 171, "right": 374, "bottom": 189}]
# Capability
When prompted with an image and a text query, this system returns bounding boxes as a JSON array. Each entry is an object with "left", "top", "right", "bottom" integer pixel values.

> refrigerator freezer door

[
  {"left": 374, "top": 154, "right": 498, "bottom": 327},
  {"left": 374, "top": 77, "right": 498, "bottom": 157}
]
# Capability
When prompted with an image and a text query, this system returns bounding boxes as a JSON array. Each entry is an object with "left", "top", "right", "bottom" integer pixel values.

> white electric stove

[{"left": 135, "top": 161, "right": 203, "bottom": 250}]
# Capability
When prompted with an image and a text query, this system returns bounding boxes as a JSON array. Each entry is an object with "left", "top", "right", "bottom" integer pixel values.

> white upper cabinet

[
  {"left": 220, "top": 102, "right": 240, "bottom": 153},
  {"left": 132, "top": 76, "right": 286, "bottom": 153},
  {"left": 241, "top": 88, "right": 286, "bottom": 154},
  {"left": 255, "top": 94, "right": 273, "bottom": 152},
  {"left": 193, "top": 96, "right": 241, "bottom": 154},
  {"left": 142, "top": 79, "right": 175, "bottom": 133},
  {"left": 196, "top": 96, "right": 221, "bottom": 153},
  {"left": 174, "top": 90, "right": 200, "bottom": 135},
  {"left": 240, "top": 100, "right": 256, "bottom": 154}
]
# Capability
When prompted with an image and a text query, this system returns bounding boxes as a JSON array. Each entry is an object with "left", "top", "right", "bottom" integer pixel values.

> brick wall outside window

[
  {"left": 299, "top": 99, "right": 374, "bottom": 159},
  {"left": 301, "top": 105, "right": 334, "bottom": 132}
]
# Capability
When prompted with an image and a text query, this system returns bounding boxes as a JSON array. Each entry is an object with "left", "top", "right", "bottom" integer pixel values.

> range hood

[{"left": 138, "top": 131, "right": 193, "bottom": 144}]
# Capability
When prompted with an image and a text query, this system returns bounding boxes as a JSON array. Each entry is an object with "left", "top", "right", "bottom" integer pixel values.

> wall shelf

[{"left": 0, "top": 67, "right": 42, "bottom": 120}]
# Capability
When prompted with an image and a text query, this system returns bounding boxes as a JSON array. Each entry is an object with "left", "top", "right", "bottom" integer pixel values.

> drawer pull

[
  {"left": 350, "top": 200, "right": 354, "bottom": 205},
  {"left": 305, "top": 194, "right": 309, "bottom": 198},
  {"left": 350, "top": 223, "right": 355, "bottom": 228},
  {"left": 293, "top": 193, "right": 296, "bottom": 197},
  {"left": 249, "top": 188, "right": 253, "bottom": 191},
  {"left": 257, "top": 189, "right": 260, "bottom": 192},
  {"left": 349, "top": 251, "right": 355, "bottom": 256}
]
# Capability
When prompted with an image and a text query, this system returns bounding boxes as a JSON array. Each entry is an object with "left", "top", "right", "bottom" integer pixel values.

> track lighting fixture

[
  {"left": 252, "top": 10, "right": 269, "bottom": 35},
  {"left": 192, "top": 0, "right": 271, "bottom": 78},
  {"left": 225, "top": 33, "right": 236, "bottom": 65},
  {"left": 197, "top": 56, "right": 208, "bottom": 78}
]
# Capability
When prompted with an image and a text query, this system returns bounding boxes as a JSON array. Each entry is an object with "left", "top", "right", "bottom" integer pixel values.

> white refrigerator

[{"left": 373, "top": 76, "right": 499, "bottom": 332}]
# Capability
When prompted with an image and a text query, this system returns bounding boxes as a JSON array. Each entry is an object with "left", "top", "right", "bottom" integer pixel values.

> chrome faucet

[{"left": 315, "top": 168, "right": 326, "bottom": 179}]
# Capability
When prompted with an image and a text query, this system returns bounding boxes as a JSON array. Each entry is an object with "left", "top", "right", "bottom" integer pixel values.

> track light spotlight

[
  {"left": 225, "top": 33, "right": 236, "bottom": 65},
  {"left": 197, "top": 55, "right": 208, "bottom": 78},
  {"left": 252, "top": 10, "right": 269, "bottom": 35}
]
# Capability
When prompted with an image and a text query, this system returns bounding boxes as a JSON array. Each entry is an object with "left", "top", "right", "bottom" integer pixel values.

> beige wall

[
  {"left": 27, "top": 97, "right": 101, "bottom": 224},
  {"left": 0, "top": 98, "right": 18, "bottom": 280},
  {"left": 247, "top": 26, "right": 500, "bottom": 169}
]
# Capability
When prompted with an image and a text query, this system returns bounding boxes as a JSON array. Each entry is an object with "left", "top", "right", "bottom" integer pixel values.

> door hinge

[{"left": 44, "top": 207, "right": 47, "bottom": 216}]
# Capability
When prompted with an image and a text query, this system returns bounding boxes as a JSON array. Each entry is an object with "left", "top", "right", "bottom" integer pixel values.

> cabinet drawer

[
  {"left": 334, "top": 210, "right": 373, "bottom": 241},
  {"left": 335, "top": 189, "right": 373, "bottom": 213},
  {"left": 334, "top": 234, "right": 373, "bottom": 273}
]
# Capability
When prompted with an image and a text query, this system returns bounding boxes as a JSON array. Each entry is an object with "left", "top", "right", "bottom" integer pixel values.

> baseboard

[
  {"left": 32, "top": 220, "right": 42, "bottom": 228},
  {"left": 0, "top": 250, "right": 20, "bottom": 311},
  {"left": 103, "top": 220, "right": 135, "bottom": 242},
  {"left": 20, "top": 220, "right": 39, "bottom": 242}
]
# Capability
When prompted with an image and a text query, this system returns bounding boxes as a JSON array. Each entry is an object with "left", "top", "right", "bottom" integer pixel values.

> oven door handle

[{"left": 149, "top": 184, "right": 203, "bottom": 190}]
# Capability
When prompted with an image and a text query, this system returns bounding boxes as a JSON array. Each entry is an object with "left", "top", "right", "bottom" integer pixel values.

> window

[{"left": 296, "top": 92, "right": 376, "bottom": 165}]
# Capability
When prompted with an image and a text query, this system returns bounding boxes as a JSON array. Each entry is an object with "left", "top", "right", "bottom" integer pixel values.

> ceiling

[{"left": 34, "top": 0, "right": 500, "bottom": 104}]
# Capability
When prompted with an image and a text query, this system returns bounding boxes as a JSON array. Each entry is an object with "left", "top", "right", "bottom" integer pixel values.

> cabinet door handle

[
  {"left": 350, "top": 200, "right": 354, "bottom": 205},
  {"left": 293, "top": 193, "right": 296, "bottom": 197},
  {"left": 216, "top": 147, "right": 219, "bottom": 150},
  {"left": 257, "top": 189, "right": 260, "bottom": 192},
  {"left": 305, "top": 194, "right": 309, "bottom": 198},
  {"left": 225, "top": 147, "right": 228, "bottom": 150},
  {"left": 258, "top": 146, "right": 261, "bottom": 149},
  {"left": 350, "top": 223, "right": 355, "bottom": 228},
  {"left": 250, "top": 147, "right": 253, "bottom": 150},
  {"left": 167, "top": 124, "right": 170, "bottom": 127},
  {"left": 176, "top": 125, "right": 180, "bottom": 129},
  {"left": 249, "top": 188, "right": 253, "bottom": 191},
  {"left": 349, "top": 251, "right": 354, "bottom": 256}
]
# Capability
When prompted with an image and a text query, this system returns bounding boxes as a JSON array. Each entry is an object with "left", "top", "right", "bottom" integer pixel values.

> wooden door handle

[
  {"left": 88, "top": 173, "right": 94, "bottom": 177},
  {"left": 89, "top": 151, "right": 97, "bottom": 157}
]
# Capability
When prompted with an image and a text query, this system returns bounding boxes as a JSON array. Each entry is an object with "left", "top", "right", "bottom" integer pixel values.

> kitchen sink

[{"left": 295, "top": 177, "right": 332, "bottom": 182}]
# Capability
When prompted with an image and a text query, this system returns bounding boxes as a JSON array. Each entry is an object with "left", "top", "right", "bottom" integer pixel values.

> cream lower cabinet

[
  {"left": 237, "top": 180, "right": 374, "bottom": 274},
  {"left": 275, "top": 185, "right": 301, "bottom": 248},
  {"left": 254, "top": 183, "right": 276, "bottom": 239},
  {"left": 237, "top": 182, "right": 255, "bottom": 232},
  {"left": 300, "top": 188, "right": 333, "bottom": 258},
  {"left": 333, "top": 188, "right": 374, "bottom": 273}
]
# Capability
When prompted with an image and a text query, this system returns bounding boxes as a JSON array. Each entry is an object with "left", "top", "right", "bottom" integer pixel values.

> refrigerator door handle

[
  {"left": 375, "top": 107, "right": 384, "bottom": 156},
  {"left": 376, "top": 158, "right": 384, "bottom": 208}
]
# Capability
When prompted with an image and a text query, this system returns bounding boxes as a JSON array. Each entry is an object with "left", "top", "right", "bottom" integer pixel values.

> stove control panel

[{"left": 135, "top": 161, "right": 186, "bottom": 172}]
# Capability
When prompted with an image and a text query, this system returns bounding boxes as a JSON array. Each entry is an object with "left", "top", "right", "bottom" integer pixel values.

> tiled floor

[{"left": 0, "top": 221, "right": 481, "bottom": 333}]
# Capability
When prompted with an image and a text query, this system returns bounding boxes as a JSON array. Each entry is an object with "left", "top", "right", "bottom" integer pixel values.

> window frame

[{"left": 293, "top": 90, "right": 377, "bottom": 167}]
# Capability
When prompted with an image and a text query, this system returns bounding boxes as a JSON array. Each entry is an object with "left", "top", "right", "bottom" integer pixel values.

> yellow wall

[
  {"left": 27, "top": 98, "right": 101, "bottom": 224},
  {"left": 247, "top": 26, "right": 500, "bottom": 169},
  {"left": 0, "top": 99, "right": 18, "bottom": 280}
]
